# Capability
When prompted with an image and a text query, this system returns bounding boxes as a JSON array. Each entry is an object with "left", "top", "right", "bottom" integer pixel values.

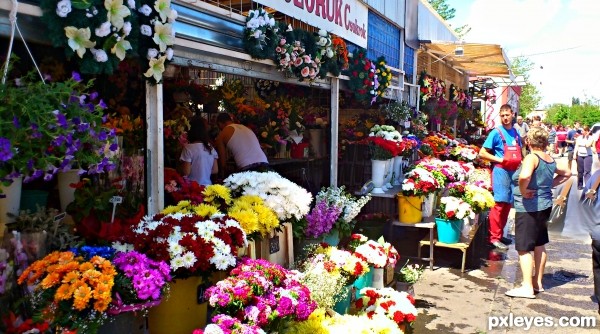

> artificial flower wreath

[
  {"left": 375, "top": 56, "right": 393, "bottom": 97},
  {"left": 346, "top": 47, "right": 378, "bottom": 104},
  {"left": 243, "top": 7, "right": 280, "bottom": 60},
  {"left": 40, "top": 0, "right": 176, "bottom": 83}
]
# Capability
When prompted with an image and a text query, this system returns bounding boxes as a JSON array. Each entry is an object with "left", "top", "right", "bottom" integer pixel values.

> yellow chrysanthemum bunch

[
  {"left": 228, "top": 195, "right": 280, "bottom": 238},
  {"left": 322, "top": 313, "right": 403, "bottom": 333},
  {"left": 283, "top": 308, "right": 330, "bottom": 334},
  {"left": 18, "top": 251, "right": 117, "bottom": 314},
  {"left": 464, "top": 184, "right": 495, "bottom": 213},
  {"left": 202, "top": 184, "right": 233, "bottom": 209}
]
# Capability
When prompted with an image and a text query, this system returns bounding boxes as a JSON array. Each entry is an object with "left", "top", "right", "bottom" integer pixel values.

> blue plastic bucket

[
  {"left": 435, "top": 218, "right": 463, "bottom": 244},
  {"left": 333, "top": 284, "right": 352, "bottom": 315},
  {"left": 353, "top": 268, "right": 374, "bottom": 299}
]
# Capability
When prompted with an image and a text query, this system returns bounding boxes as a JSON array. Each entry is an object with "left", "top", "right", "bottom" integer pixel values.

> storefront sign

[{"left": 254, "top": 0, "right": 368, "bottom": 47}]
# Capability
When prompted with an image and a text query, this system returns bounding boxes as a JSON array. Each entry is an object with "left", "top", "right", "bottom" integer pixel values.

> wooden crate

[{"left": 254, "top": 222, "right": 294, "bottom": 268}]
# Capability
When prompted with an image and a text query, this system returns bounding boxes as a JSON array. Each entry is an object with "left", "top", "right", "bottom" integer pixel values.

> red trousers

[{"left": 489, "top": 201, "right": 512, "bottom": 243}]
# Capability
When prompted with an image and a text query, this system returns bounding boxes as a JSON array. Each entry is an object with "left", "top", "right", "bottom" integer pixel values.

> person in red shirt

[{"left": 555, "top": 125, "right": 568, "bottom": 157}]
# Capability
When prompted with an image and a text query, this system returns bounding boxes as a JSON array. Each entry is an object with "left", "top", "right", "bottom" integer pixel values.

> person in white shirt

[
  {"left": 574, "top": 125, "right": 594, "bottom": 190},
  {"left": 179, "top": 116, "right": 218, "bottom": 185}
]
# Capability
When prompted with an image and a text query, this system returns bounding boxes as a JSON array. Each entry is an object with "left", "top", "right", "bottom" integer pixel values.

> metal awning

[{"left": 421, "top": 41, "right": 512, "bottom": 77}]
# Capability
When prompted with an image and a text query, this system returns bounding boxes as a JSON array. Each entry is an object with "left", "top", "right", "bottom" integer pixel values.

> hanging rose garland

[
  {"left": 40, "top": 0, "right": 138, "bottom": 75},
  {"left": 274, "top": 27, "right": 321, "bottom": 82},
  {"left": 346, "top": 47, "right": 377, "bottom": 104},
  {"left": 243, "top": 8, "right": 280, "bottom": 60},
  {"left": 40, "top": 0, "right": 176, "bottom": 83}
]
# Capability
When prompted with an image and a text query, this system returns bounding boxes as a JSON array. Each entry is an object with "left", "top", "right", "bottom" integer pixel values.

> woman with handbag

[{"left": 505, "top": 127, "right": 571, "bottom": 299}]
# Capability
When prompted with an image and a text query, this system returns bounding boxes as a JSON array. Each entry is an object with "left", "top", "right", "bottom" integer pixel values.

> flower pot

[
  {"left": 309, "top": 128, "right": 323, "bottom": 158},
  {"left": 371, "top": 267, "right": 385, "bottom": 289},
  {"left": 148, "top": 274, "right": 225, "bottom": 334},
  {"left": 321, "top": 228, "right": 340, "bottom": 246},
  {"left": 371, "top": 159, "right": 387, "bottom": 194},
  {"left": 57, "top": 169, "right": 80, "bottom": 212},
  {"left": 395, "top": 281, "right": 415, "bottom": 296},
  {"left": 0, "top": 177, "right": 22, "bottom": 236},
  {"left": 333, "top": 284, "right": 353, "bottom": 315},
  {"left": 392, "top": 156, "right": 404, "bottom": 186},
  {"left": 422, "top": 192, "right": 436, "bottom": 218},
  {"left": 397, "top": 195, "right": 423, "bottom": 224},
  {"left": 435, "top": 217, "right": 463, "bottom": 244},
  {"left": 353, "top": 268, "right": 374, "bottom": 299},
  {"left": 383, "top": 158, "right": 394, "bottom": 189}
]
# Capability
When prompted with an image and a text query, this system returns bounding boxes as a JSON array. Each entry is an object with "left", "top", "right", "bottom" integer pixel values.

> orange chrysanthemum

[
  {"left": 79, "top": 262, "right": 94, "bottom": 272},
  {"left": 62, "top": 271, "right": 80, "bottom": 285},
  {"left": 93, "top": 299, "right": 110, "bottom": 313},
  {"left": 72, "top": 284, "right": 93, "bottom": 311},
  {"left": 82, "top": 269, "right": 102, "bottom": 282},
  {"left": 55, "top": 283, "right": 73, "bottom": 301},
  {"left": 40, "top": 272, "right": 61, "bottom": 289}
]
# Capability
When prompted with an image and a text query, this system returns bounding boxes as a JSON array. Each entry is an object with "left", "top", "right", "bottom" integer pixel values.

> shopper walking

[
  {"left": 574, "top": 125, "right": 594, "bottom": 190},
  {"left": 566, "top": 122, "right": 581, "bottom": 172},
  {"left": 505, "top": 127, "right": 571, "bottom": 299},
  {"left": 479, "top": 104, "right": 523, "bottom": 250},
  {"left": 546, "top": 124, "right": 557, "bottom": 155},
  {"left": 556, "top": 125, "right": 567, "bottom": 157}
]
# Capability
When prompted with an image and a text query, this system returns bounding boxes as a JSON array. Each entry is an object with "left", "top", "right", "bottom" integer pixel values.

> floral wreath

[
  {"left": 346, "top": 47, "right": 377, "bottom": 104},
  {"left": 243, "top": 8, "right": 280, "bottom": 60},
  {"left": 40, "top": 0, "right": 176, "bottom": 84},
  {"left": 274, "top": 27, "right": 321, "bottom": 82},
  {"left": 375, "top": 56, "right": 392, "bottom": 97},
  {"left": 418, "top": 71, "right": 446, "bottom": 105}
]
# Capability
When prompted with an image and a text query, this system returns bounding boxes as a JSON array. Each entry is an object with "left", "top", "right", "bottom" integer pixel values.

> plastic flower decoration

[
  {"left": 354, "top": 287, "right": 418, "bottom": 328},
  {"left": 375, "top": 56, "right": 392, "bottom": 97},
  {"left": 438, "top": 196, "right": 475, "bottom": 220},
  {"left": 346, "top": 47, "right": 378, "bottom": 104},
  {"left": 243, "top": 8, "right": 279, "bottom": 59},
  {"left": 139, "top": 0, "right": 177, "bottom": 83},
  {"left": 40, "top": 0, "right": 135, "bottom": 74}
]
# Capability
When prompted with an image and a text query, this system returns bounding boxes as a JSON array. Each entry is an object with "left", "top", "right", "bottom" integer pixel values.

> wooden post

[
  {"left": 145, "top": 82, "right": 164, "bottom": 215},
  {"left": 330, "top": 77, "right": 339, "bottom": 187}
]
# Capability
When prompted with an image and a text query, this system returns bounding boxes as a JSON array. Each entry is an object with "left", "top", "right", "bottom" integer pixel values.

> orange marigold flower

[
  {"left": 72, "top": 284, "right": 93, "bottom": 311},
  {"left": 40, "top": 272, "right": 61, "bottom": 289}
]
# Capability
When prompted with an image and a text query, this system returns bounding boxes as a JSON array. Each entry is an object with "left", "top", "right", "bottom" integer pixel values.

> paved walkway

[{"left": 409, "top": 218, "right": 599, "bottom": 333}]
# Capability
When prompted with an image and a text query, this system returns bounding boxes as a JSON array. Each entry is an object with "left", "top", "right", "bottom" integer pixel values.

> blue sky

[{"left": 445, "top": 0, "right": 600, "bottom": 108}]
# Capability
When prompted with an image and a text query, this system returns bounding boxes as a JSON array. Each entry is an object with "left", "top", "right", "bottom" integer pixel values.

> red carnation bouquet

[
  {"left": 354, "top": 287, "right": 418, "bottom": 328},
  {"left": 164, "top": 168, "right": 204, "bottom": 205}
]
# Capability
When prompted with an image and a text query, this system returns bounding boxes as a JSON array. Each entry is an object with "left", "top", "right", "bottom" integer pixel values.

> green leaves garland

[
  {"left": 243, "top": 8, "right": 280, "bottom": 60},
  {"left": 346, "top": 47, "right": 377, "bottom": 104},
  {"left": 40, "top": 0, "right": 138, "bottom": 75},
  {"left": 40, "top": 0, "right": 176, "bottom": 84}
]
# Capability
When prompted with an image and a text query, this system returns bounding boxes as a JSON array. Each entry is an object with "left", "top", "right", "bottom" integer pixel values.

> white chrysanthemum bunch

[
  {"left": 369, "top": 124, "right": 402, "bottom": 142},
  {"left": 354, "top": 240, "right": 387, "bottom": 268},
  {"left": 439, "top": 196, "right": 475, "bottom": 220},
  {"left": 224, "top": 171, "right": 312, "bottom": 221}
]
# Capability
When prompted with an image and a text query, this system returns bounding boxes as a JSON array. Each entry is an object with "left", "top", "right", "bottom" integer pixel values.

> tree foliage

[
  {"left": 428, "top": 0, "right": 456, "bottom": 20},
  {"left": 511, "top": 56, "right": 541, "bottom": 117},
  {"left": 546, "top": 103, "right": 600, "bottom": 127}
]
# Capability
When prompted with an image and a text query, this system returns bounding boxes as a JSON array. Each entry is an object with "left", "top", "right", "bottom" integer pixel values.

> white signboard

[{"left": 255, "top": 0, "right": 369, "bottom": 47}]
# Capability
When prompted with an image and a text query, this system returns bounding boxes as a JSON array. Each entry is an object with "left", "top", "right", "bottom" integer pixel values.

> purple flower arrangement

[
  {"left": 205, "top": 258, "right": 317, "bottom": 332},
  {"left": 304, "top": 200, "right": 342, "bottom": 238}
]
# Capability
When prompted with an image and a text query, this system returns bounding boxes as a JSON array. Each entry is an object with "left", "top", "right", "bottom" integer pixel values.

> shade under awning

[{"left": 421, "top": 41, "right": 512, "bottom": 77}]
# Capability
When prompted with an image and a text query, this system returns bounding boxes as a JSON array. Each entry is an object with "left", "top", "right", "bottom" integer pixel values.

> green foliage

[
  {"left": 511, "top": 56, "right": 541, "bottom": 115},
  {"left": 546, "top": 103, "right": 600, "bottom": 127},
  {"left": 428, "top": 0, "right": 456, "bottom": 20}
]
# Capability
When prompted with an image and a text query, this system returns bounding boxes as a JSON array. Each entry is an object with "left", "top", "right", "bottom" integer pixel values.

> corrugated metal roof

[{"left": 422, "top": 41, "right": 512, "bottom": 77}]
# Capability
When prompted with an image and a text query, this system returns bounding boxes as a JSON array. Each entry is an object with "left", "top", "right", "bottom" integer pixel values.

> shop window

[
  {"left": 367, "top": 12, "right": 400, "bottom": 69},
  {"left": 403, "top": 45, "right": 415, "bottom": 82}
]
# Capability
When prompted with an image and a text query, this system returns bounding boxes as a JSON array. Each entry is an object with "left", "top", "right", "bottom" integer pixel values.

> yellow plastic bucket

[{"left": 398, "top": 195, "right": 424, "bottom": 224}]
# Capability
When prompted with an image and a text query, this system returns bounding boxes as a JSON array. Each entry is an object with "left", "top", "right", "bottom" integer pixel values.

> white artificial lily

[
  {"left": 152, "top": 22, "right": 174, "bottom": 52},
  {"left": 111, "top": 38, "right": 131, "bottom": 60},
  {"left": 64, "top": 27, "right": 96, "bottom": 58},
  {"left": 144, "top": 55, "right": 167, "bottom": 82},
  {"left": 105, "top": 0, "right": 131, "bottom": 29},
  {"left": 154, "top": 0, "right": 173, "bottom": 22}
]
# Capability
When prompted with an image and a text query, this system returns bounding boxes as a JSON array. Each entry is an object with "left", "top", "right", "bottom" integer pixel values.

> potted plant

[{"left": 395, "top": 260, "right": 425, "bottom": 296}]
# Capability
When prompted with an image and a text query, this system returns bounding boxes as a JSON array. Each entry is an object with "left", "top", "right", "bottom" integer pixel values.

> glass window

[
  {"left": 403, "top": 45, "right": 415, "bottom": 82},
  {"left": 367, "top": 12, "right": 400, "bottom": 69}
]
